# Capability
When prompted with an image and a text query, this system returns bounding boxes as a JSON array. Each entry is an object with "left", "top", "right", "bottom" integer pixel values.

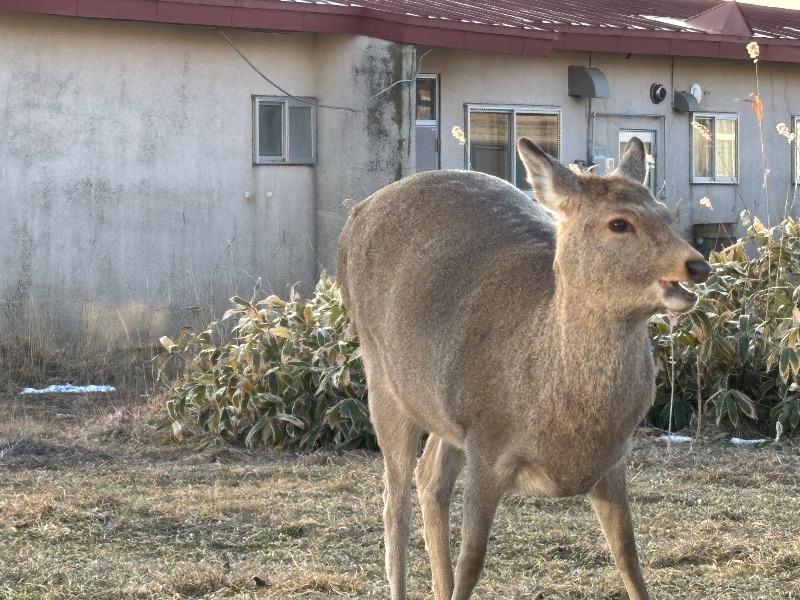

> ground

[{"left": 0, "top": 392, "right": 798, "bottom": 599}]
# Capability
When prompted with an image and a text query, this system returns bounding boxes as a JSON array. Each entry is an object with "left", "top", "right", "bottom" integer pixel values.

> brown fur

[{"left": 337, "top": 138, "right": 708, "bottom": 600}]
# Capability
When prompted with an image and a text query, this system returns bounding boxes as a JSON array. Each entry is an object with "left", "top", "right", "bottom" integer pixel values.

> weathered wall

[
  {"left": 0, "top": 13, "right": 413, "bottom": 349},
  {"left": 424, "top": 46, "right": 800, "bottom": 239},
  {"left": 7, "top": 10, "right": 791, "bottom": 354},
  {"left": 313, "top": 35, "right": 415, "bottom": 273},
  {"left": 0, "top": 13, "right": 321, "bottom": 347}
]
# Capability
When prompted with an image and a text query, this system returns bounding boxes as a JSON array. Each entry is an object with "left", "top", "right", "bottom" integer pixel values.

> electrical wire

[{"left": 217, "top": 29, "right": 433, "bottom": 113}]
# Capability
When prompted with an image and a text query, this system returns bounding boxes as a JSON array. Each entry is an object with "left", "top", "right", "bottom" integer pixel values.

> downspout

[{"left": 587, "top": 53, "right": 593, "bottom": 165}]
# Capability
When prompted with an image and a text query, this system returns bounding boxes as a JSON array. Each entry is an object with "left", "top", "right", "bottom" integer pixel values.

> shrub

[
  {"left": 162, "top": 219, "right": 800, "bottom": 451},
  {"left": 159, "top": 276, "right": 372, "bottom": 451},
  {"left": 650, "top": 217, "right": 800, "bottom": 437}
]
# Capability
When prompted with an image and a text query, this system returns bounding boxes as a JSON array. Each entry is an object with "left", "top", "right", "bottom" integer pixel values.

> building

[{"left": 1, "top": 0, "right": 799, "bottom": 349}]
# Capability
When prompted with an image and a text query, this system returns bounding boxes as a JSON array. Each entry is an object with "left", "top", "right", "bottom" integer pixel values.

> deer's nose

[{"left": 686, "top": 259, "right": 711, "bottom": 283}]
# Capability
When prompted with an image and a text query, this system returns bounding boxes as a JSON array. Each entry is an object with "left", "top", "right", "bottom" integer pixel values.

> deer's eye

[{"left": 608, "top": 219, "right": 633, "bottom": 233}]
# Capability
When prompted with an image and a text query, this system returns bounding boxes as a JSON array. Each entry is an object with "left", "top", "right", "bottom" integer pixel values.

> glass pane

[
  {"left": 619, "top": 137, "right": 654, "bottom": 192},
  {"left": 796, "top": 119, "right": 800, "bottom": 183},
  {"left": 288, "top": 105, "right": 312, "bottom": 161},
  {"left": 714, "top": 118, "right": 737, "bottom": 180},
  {"left": 693, "top": 118, "right": 713, "bottom": 179},
  {"left": 416, "top": 78, "right": 436, "bottom": 121},
  {"left": 469, "top": 111, "right": 510, "bottom": 181},
  {"left": 516, "top": 113, "right": 559, "bottom": 190},
  {"left": 258, "top": 103, "right": 283, "bottom": 158},
  {"left": 619, "top": 141, "right": 651, "bottom": 159}
]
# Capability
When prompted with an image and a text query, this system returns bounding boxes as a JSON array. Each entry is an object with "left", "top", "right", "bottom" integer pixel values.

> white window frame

[
  {"left": 691, "top": 112, "right": 739, "bottom": 184},
  {"left": 793, "top": 115, "right": 800, "bottom": 185},
  {"left": 253, "top": 96, "right": 316, "bottom": 165},
  {"left": 416, "top": 74, "right": 441, "bottom": 171},
  {"left": 619, "top": 129, "right": 657, "bottom": 195},
  {"left": 465, "top": 104, "right": 562, "bottom": 191},
  {"left": 415, "top": 74, "right": 440, "bottom": 127}
]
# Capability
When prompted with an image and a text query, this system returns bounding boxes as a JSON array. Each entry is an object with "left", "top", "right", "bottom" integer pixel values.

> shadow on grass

[{"left": 0, "top": 436, "right": 114, "bottom": 470}]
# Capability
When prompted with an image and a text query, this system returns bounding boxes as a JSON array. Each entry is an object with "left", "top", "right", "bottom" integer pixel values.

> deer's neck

[
  {"left": 509, "top": 289, "right": 655, "bottom": 497},
  {"left": 554, "top": 291, "right": 650, "bottom": 353},
  {"left": 546, "top": 281, "right": 655, "bottom": 416}
]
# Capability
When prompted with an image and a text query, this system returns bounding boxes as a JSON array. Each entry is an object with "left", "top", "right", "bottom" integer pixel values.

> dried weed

[{"left": 0, "top": 394, "right": 798, "bottom": 599}]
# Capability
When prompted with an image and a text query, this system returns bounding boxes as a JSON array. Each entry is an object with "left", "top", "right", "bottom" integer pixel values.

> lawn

[{"left": 0, "top": 392, "right": 798, "bottom": 599}]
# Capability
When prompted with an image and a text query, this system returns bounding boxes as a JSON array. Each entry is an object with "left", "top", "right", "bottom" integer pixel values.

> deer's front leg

[{"left": 588, "top": 462, "right": 650, "bottom": 600}]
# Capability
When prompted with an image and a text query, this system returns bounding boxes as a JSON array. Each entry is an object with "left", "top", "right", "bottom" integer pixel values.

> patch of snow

[
  {"left": 658, "top": 434, "right": 693, "bottom": 443},
  {"left": 730, "top": 437, "right": 767, "bottom": 445},
  {"left": 21, "top": 384, "right": 116, "bottom": 394}
]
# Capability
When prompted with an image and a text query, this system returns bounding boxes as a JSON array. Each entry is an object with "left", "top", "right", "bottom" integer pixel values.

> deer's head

[{"left": 518, "top": 137, "right": 709, "bottom": 317}]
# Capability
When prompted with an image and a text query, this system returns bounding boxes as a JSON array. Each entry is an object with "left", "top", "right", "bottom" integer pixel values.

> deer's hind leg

[
  {"left": 450, "top": 446, "right": 508, "bottom": 600},
  {"left": 416, "top": 435, "right": 465, "bottom": 600},
  {"left": 367, "top": 371, "right": 422, "bottom": 600}
]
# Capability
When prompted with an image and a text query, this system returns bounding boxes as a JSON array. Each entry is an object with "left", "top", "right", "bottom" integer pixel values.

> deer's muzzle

[{"left": 686, "top": 259, "right": 711, "bottom": 283}]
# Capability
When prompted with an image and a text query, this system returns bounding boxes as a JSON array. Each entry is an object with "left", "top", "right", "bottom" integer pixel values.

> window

[
  {"left": 465, "top": 105, "right": 561, "bottom": 191},
  {"left": 793, "top": 116, "right": 800, "bottom": 185},
  {"left": 416, "top": 75, "right": 438, "bottom": 122},
  {"left": 253, "top": 96, "right": 316, "bottom": 165},
  {"left": 691, "top": 113, "right": 738, "bottom": 183},
  {"left": 619, "top": 130, "right": 657, "bottom": 195},
  {"left": 416, "top": 75, "right": 440, "bottom": 172}
]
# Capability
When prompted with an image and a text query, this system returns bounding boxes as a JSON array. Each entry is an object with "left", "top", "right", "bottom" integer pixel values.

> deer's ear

[
  {"left": 517, "top": 137, "right": 579, "bottom": 213},
  {"left": 616, "top": 137, "right": 648, "bottom": 184}
]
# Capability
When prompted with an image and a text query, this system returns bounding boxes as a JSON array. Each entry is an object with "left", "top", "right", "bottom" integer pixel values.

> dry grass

[{"left": 0, "top": 393, "right": 798, "bottom": 600}]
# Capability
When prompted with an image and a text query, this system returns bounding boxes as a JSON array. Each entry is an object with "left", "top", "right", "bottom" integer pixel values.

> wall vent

[
  {"left": 673, "top": 91, "right": 700, "bottom": 113},
  {"left": 568, "top": 66, "right": 609, "bottom": 99}
]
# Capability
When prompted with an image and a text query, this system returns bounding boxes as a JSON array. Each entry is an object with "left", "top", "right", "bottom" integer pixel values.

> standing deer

[{"left": 337, "top": 137, "right": 710, "bottom": 600}]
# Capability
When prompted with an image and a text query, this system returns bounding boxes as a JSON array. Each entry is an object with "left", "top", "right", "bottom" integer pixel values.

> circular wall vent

[{"left": 650, "top": 83, "right": 667, "bottom": 104}]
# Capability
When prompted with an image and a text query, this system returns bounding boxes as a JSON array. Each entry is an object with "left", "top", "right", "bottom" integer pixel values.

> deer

[{"left": 336, "top": 137, "right": 710, "bottom": 600}]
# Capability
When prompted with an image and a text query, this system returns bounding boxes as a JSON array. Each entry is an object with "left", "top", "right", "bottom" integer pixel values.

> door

[{"left": 415, "top": 75, "right": 440, "bottom": 172}]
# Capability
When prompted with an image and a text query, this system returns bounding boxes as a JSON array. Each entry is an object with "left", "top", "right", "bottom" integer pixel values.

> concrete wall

[
  {"left": 5, "top": 10, "right": 794, "bottom": 354},
  {"left": 314, "top": 36, "right": 415, "bottom": 273},
  {"left": 423, "top": 47, "right": 800, "bottom": 240},
  {"left": 0, "top": 13, "right": 413, "bottom": 349}
]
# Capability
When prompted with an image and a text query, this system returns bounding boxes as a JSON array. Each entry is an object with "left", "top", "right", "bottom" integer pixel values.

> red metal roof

[
  {"left": 2, "top": 0, "right": 800, "bottom": 61},
  {"left": 289, "top": 0, "right": 797, "bottom": 37}
]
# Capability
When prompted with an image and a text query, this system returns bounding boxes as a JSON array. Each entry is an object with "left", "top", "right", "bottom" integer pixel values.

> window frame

[
  {"left": 415, "top": 74, "right": 440, "bottom": 126},
  {"left": 691, "top": 112, "right": 739, "bottom": 185},
  {"left": 415, "top": 74, "right": 441, "bottom": 172},
  {"left": 619, "top": 128, "right": 657, "bottom": 195},
  {"left": 253, "top": 95, "right": 317, "bottom": 166},
  {"left": 793, "top": 115, "right": 800, "bottom": 185},
  {"left": 464, "top": 104, "right": 562, "bottom": 191}
]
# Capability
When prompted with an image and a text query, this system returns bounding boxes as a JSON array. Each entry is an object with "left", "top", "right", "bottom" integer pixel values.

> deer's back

[
  {"left": 339, "top": 170, "right": 555, "bottom": 330},
  {"left": 338, "top": 170, "right": 555, "bottom": 439}
]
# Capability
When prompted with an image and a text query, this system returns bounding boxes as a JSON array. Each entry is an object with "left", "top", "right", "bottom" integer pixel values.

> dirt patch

[
  {"left": 1, "top": 390, "right": 120, "bottom": 421},
  {"left": 0, "top": 436, "right": 114, "bottom": 469}
]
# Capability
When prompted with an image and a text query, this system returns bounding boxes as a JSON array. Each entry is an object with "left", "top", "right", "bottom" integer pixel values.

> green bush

[
  {"left": 650, "top": 217, "right": 800, "bottom": 436},
  {"left": 159, "top": 276, "right": 373, "bottom": 451},
  {"left": 161, "top": 218, "right": 800, "bottom": 451}
]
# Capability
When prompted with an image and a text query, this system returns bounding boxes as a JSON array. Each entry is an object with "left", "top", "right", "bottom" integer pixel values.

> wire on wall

[{"left": 217, "top": 29, "right": 433, "bottom": 113}]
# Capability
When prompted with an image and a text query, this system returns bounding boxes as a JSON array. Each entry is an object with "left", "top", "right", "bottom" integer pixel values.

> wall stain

[
  {"left": 1, "top": 225, "right": 34, "bottom": 328},
  {"left": 355, "top": 41, "right": 413, "bottom": 182}
]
